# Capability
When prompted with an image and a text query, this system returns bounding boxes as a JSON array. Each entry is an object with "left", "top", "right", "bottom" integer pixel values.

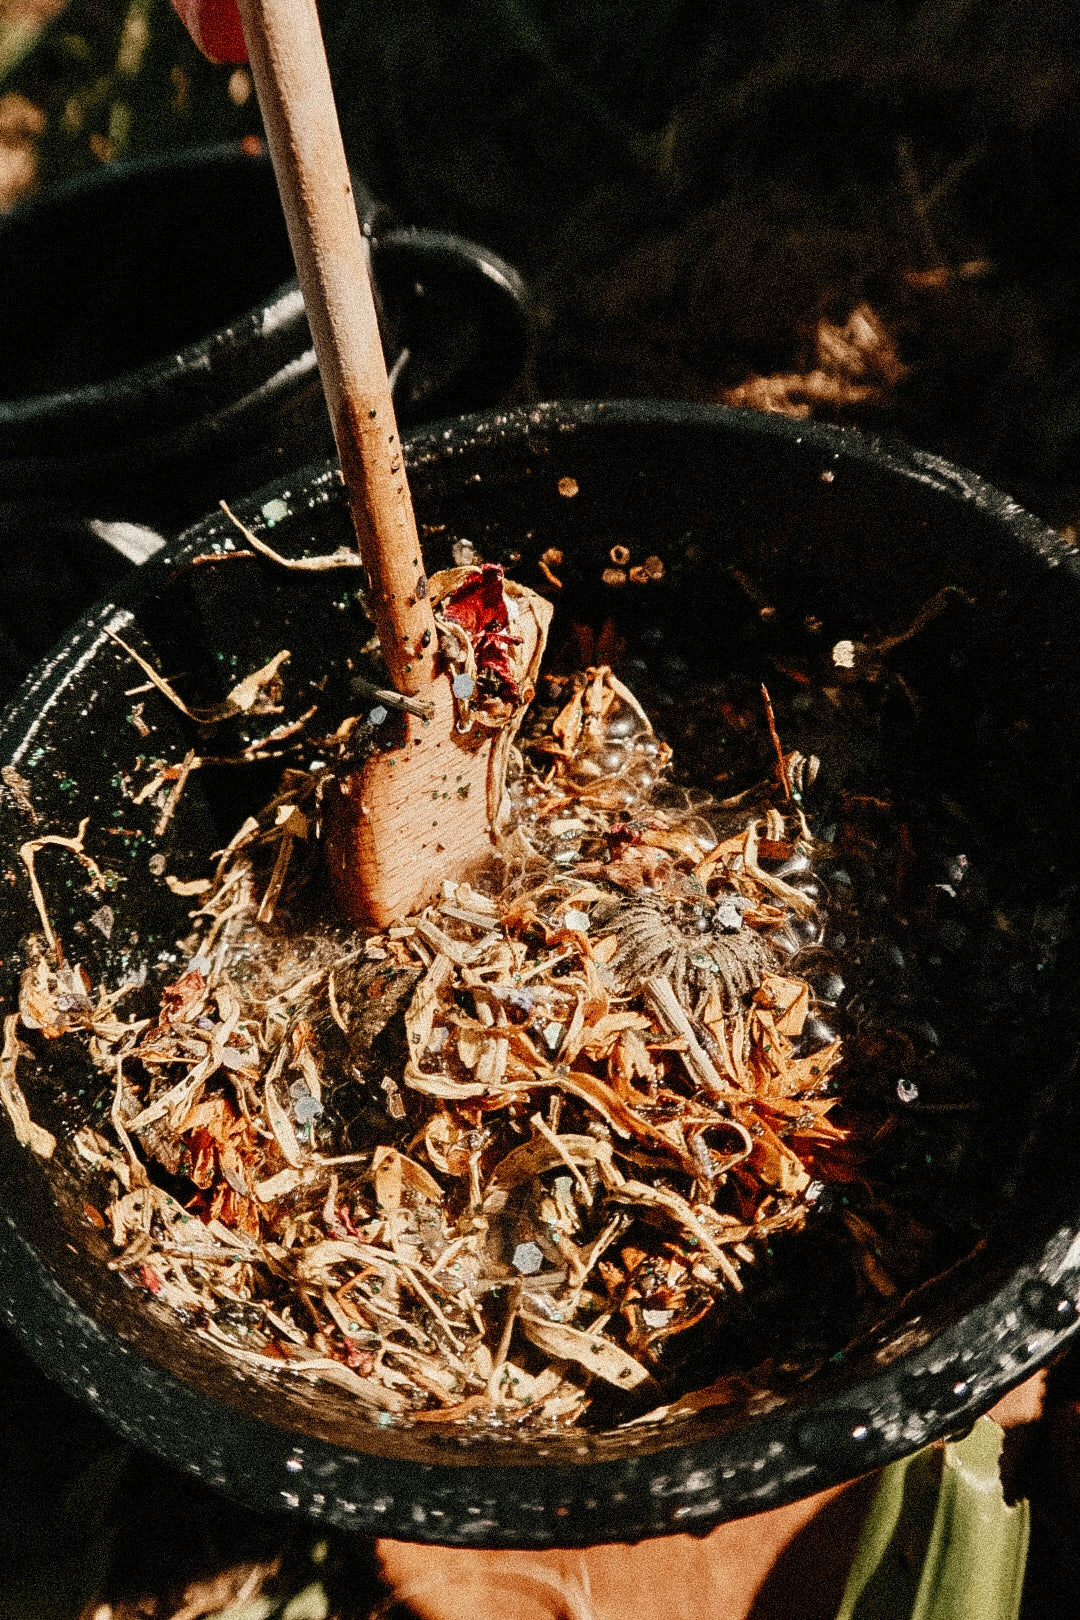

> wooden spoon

[{"left": 236, "top": 0, "right": 548, "bottom": 927}]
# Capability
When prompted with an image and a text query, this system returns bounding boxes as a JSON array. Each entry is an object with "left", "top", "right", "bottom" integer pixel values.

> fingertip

[{"left": 171, "top": 0, "right": 248, "bottom": 64}]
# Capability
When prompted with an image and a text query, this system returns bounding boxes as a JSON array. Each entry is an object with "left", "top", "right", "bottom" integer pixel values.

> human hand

[{"left": 171, "top": 0, "right": 248, "bottom": 64}]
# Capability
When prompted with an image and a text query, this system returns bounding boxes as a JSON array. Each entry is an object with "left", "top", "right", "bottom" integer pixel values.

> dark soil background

[
  {"left": 3, "top": 0, "right": 1080, "bottom": 526},
  {"left": 1, "top": 2, "right": 1079, "bottom": 1615}
]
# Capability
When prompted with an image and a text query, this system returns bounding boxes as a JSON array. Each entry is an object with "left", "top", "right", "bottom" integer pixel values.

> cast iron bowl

[
  {"left": 0, "top": 142, "right": 531, "bottom": 528},
  {"left": 0, "top": 401, "right": 1078, "bottom": 1547}
]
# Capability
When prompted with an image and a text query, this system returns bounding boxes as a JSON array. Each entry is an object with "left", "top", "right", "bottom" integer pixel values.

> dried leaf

[
  {"left": 373, "top": 1146, "right": 444, "bottom": 1210},
  {"left": 0, "top": 1015, "right": 55, "bottom": 1158},
  {"left": 256, "top": 1167, "right": 300, "bottom": 1202},
  {"left": 754, "top": 972, "right": 811, "bottom": 1037},
  {"left": 106, "top": 629, "right": 290, "bottom": 723},
  {"left": 490, "top": 1132, "right": 612, "bottom": 1188},
  {"left": 19, "top": 819, "right": 105, "bottom": 956},
  {"left": 518, "top": 1312, "right": 657, "bottom": 1392},
  {"left": 264, "top": 1076, "right": 304, "bottom": 1168}
]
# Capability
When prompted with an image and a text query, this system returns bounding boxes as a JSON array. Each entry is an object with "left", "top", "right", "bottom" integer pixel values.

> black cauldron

[
  {"left": 0, "top": 401, "right": 1077, "bottom": 1547},
  {"left": 0, "top": 143, "right": 530, "bottom": 529}
]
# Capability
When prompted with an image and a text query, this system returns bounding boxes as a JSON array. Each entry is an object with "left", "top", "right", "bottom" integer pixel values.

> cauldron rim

[{"left": 0, "top": 398, "right": 1076, "bottom": 1547}]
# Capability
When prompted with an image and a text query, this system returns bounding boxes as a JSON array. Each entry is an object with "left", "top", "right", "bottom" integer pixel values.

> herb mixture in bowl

[{"left": 6, "top": 555, "right": 885, "bottom": 1430}]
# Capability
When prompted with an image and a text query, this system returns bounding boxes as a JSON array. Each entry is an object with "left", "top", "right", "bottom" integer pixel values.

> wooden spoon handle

[{"left": 236, "top": 0, "right": 437, "bottom": 695}]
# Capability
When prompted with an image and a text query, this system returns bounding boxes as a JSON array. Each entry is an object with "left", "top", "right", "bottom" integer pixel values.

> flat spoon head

[{"left": 326, "top": 577, "right": 552, "bottom": 927}]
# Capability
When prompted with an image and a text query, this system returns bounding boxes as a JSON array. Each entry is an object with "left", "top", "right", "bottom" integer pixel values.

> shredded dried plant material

[
  {"left": 105, "top": 628, "right": 290, "bottom": 725},
  {"left": 1, "top": 1014, "right": 55, "bottom": 1159},
  {"left": 219, "top": 499, "right": 368, "bottom": 573},
  {"left": 19, "top": 818, "right": 106, "bottom": 956},
  {"left": 721, "top": 303, "right": 908, "bottom": 419},
  {"left": 10, "top": 571, "right": 879, "bottom": 1432}
]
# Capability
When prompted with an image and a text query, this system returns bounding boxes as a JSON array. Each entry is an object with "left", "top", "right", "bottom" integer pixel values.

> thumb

[{"left": 172, "top": 0, "right": 248, "bottom": 63}]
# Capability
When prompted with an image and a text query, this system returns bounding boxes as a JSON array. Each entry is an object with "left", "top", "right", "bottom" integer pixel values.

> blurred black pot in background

[{"left": 0, "top": 141, "right": 532, "bottom": 530}]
